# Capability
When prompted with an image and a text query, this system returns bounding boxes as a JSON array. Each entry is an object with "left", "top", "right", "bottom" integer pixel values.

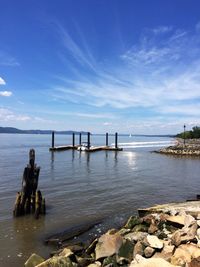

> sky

[{"left": 1, "top": 0, "right": 200, "bottom": 134}]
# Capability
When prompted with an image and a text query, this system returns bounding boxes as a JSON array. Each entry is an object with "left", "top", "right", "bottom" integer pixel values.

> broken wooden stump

[{"left": 13, "top": 149, "right": 46, "bottom": 219}]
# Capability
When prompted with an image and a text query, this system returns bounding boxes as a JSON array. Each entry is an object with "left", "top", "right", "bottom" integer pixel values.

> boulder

[
  {"left": 125, "top": 232, "right": 148, "bottom": 243},
  {"left": 59, "top": 248, "right": 73, "bottom": 257},
  {"left": 124, "top": 216, "right": 142, "bottom": 229},
  {"left": 129, "top": 257, "right": 179, "bottom": 267},
  {"left": 171, "top": 244, "right": 200, "bottom": 266},
  {"left": 188, "top": 257, "right": 200, "bottom": 267},
  {"left": 133, "top": 241, "right": 145, "bottom": 257},
  {"left": 148, "top": 223, "right": 158, "bottom": 234},
  {"left": 171, "top": 222, "right": 198, "bottom": 246},
  {"left": 24, "top": 253, "right": 45, "bottom": 267},
  {"left": 35, "top": 256, "right": 77, "bottom": 267},
  {"left": 95, "top": 233, "right": 123, "bottom": 260},
  {"left": 167, "top": 215, "right": 185, "bottom": 226},
  {"left": 144, "top": 246, "right": 155, "bottom": 258},
  {"left": 117, "top": 239, "right": 134, "bottom": 262},
  {"left": 146, "top": 235, "right": 163, "bottom": 249},
  {"left": 87, "top": 261, "right": 101, "bottom": 267}
]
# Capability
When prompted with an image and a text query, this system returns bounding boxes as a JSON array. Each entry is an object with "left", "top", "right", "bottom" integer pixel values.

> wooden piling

[
  {"left": 52, "top": 131, "right": 55, "bottom": 148},
  {"left": 106, "top": 133, "right": 109, "bottom": 146},
  {"left": 87, "top": 132, "right": 90, "bottom": 149},
  {"left": 72, "top": 133, "right": 75, "bottom": 147},
  {"left": 115, "top": 132, "right": 118, "bottom": 149},
  {"left": 79, "top": 133, "right": 82, "bottom": 145}
]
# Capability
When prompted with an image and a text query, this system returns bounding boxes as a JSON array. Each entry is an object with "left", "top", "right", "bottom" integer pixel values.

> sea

[{"left": 0, "top": 133, "right": 200, "bottom": 267}]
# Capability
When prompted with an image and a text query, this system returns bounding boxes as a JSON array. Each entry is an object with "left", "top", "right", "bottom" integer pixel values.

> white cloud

[
  {"left": 0, "top": 77, "right": 6, "bottom": 85},
  {"left": 0, "top": 108, "right": 31, "bottom": 122},
  {"left": 0, "top": 91, "right": 12, "bottom": 97}
]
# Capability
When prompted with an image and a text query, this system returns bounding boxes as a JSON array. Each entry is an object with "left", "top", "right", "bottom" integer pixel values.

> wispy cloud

[
  {"left": 50, "top": 22, "right": 200, "bottom": 127},
  {"left": 0, "top": 51, "right": 20, "bottom": 66},
  {"left": 56, "top": 23, "right": 96, "bottom": 71},
  {"left": 0, "top": 91, "right": 12, "bottom": 97},
  {"left": 0, "top": 77, "right": 6, "bottom": 85}
]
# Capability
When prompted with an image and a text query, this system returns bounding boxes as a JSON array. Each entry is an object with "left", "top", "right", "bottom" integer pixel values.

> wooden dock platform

[
  {"left": 49, "top": 132, "right": 123, "bottom": 152},
  {"left": 49, "top": 145, "right": 122, "bottom": 152}
]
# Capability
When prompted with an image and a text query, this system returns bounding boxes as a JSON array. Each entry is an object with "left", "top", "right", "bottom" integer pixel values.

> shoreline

[
  {"left": 24, "top": 200, "right": 200, "bottom": 267},
  {"left": 155, "top": 138, "right": 200, "bottom": 156}
]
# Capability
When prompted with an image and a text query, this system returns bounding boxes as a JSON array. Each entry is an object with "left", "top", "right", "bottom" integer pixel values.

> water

[{"left": 0, "top": 134, "right": 200, "bottom": 267}]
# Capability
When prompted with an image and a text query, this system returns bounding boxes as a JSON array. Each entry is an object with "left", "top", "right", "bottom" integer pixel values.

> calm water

[{"left": 0, "top": 134, "right": 200, "bottom": 267}]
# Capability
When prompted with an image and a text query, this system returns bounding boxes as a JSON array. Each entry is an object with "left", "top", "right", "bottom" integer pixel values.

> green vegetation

[{"left": 177, "top": 126, "right": 200, "bottom": 139}]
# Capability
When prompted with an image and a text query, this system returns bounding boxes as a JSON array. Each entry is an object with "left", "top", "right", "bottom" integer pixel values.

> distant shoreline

[{"left": 0, "top": 127, "right": 175, "bottom": 137}]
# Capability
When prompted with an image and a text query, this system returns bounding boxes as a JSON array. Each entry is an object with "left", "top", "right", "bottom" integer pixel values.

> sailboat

[{"left": 129, "top": 134, "right": 132, "bottom": 137}]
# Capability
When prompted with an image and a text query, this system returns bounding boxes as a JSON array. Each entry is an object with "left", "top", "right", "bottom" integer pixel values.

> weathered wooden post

[
  {"left": 79, "top": 133, "right": 82, "bottom": 145},
  {"left": 52, "top": 131, "right": 55, "bottom": 148},
  {"left": 72, "top": 133, "right": 75, "bottom": 147},
  {"left": 87, "top": 132, "right": 90, "bottom": 149},
  {"left": 115, "top": 132, "right": 118, "bottom": 149},
  {"left": 106, "top": 132, "right": 109, "bottom": 146}
]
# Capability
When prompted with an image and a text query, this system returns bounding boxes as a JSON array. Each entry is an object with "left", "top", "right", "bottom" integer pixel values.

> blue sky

[{"left": 1, "top": 0, "right": 200, "bottom": 134}]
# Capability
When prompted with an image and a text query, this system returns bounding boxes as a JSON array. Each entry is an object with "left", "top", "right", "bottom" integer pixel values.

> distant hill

[{"left": 0, "top": 127, "right": 88, "bottom": 135}]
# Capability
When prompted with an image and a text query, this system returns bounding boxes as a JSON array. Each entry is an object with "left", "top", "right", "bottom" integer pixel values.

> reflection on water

[{"left": 0, "top": 134, "right": 200, "bottom": 267}]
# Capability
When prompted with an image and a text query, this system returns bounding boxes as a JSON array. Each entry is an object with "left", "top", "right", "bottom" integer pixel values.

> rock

[
  {"left": 167, "top": 215, "right": 185, "bottom": 226},
  {"left": 124, "top": 216, "right": 142, "bottom": 229},
  {"left": 188, "top": 257, "right": 200, "bottom": 267},
  {"left": 95, "top": 233, "right": 123, "bottom": 260},
  {"left": 184, "top": 215, "right": 196, "bottom": 228},
  {"left": 35, "top": 256, "right": 77, "bottom": 267},
  {"left": 102, "top": 256, "right": 117, "bottom": 267},
  {"left": 152, "top": 245, "right": 175, "bottom": 261},
  {"left": 86, "top": 239, "right": 98, "bottom": 255},
  {"left": 59, "top": 248, "right": 73, "bottom": 257},
  {"left": 148, "top": 223, "right": 158, "bottom": 234},
  {"left": 125, "top": 232, "right": 148, "bottom": 242},
  {"left": 197, "top": 228, "right": 200, "bottom": 240},
  {"left": 117, "top": 239, "right": 134, "bottom": 262},
  {"left": 129, "top": 257, "right": 179, "bottom": 267},
  {"left": 133, "top": 241, "right": 145, "bottom": 257},
  {"left": 144, "top": 246, "right": 155, "bottom": 258},
  {"left": 171, "top": 246, "right": 192, "bottom": 266},
  {"left": 75, "top": 256, "right": 94, "bottom": 267},
  {"left": 132, "top": 224, "right": 148, "bottom": 233},
  {"left": 171, "top": 230, "right": 182, "bottom": 247},
  {"left": 171, "top": 244, "right": 200, "bottom": 266},
  {"left": 146, "top": 235, "right": 163, "bottom": 249},
  {"left": 171, "top": 221, "right": 198, "bottom": 246},
  {"left": 117, "top": 228, "right": 131, "bottom": 236},
  {"left": 24, "top": 253, "right": 45, "bottom": 267},
  {"left": 87, "top": 261, "right": 101, "bottom": 267}
]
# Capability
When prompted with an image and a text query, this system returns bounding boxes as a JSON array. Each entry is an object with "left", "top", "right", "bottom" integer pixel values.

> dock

[{"left": 49, "top": 132, "right": 123, "bottom": 152}]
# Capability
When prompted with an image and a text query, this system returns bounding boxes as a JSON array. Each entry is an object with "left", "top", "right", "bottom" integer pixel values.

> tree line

[{"left": 176, "top": 126, "right": 200, "bottom": 139}]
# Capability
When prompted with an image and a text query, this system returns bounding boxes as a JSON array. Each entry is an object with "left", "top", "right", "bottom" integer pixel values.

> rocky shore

[
  {"left": 156, "top": 139, "right": 200, "bottom": 156},
  {"left": 24, "top": 201, "right": 200, "bottom": 267}
]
